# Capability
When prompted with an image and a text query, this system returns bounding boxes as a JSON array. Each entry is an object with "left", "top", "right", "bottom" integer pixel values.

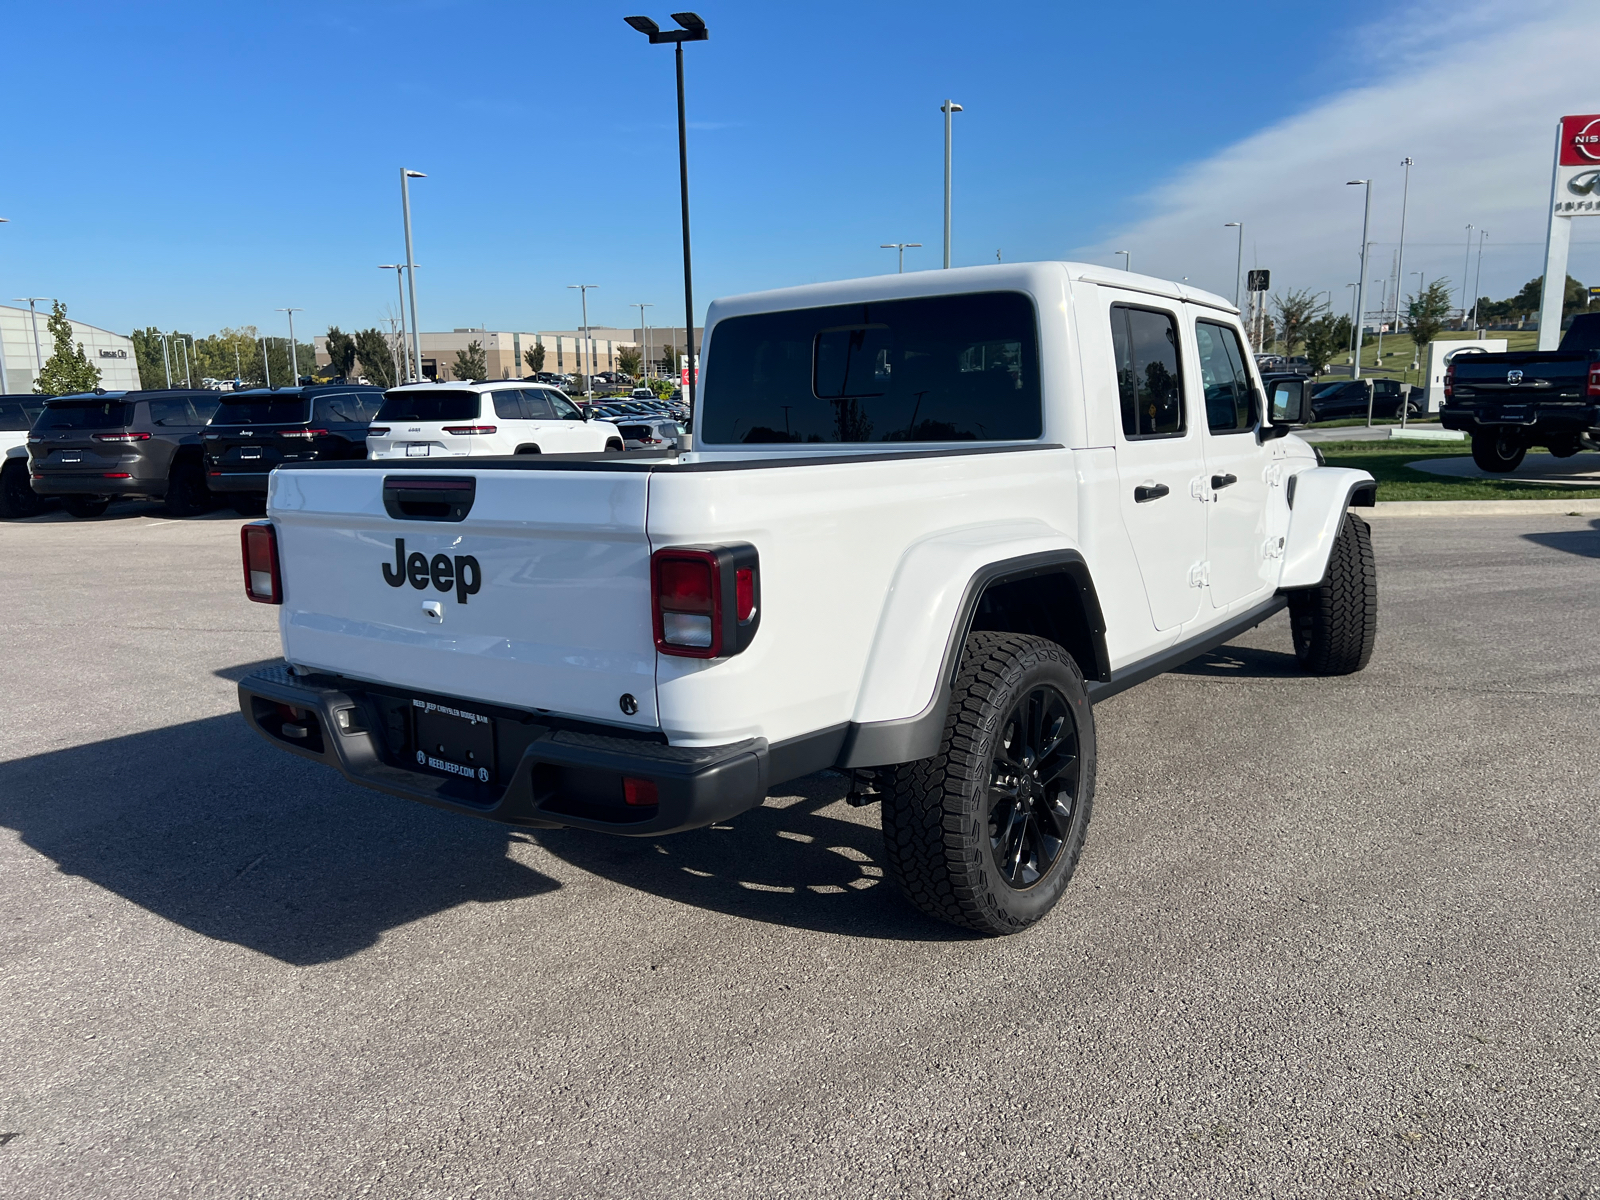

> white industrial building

[{"left": 0, "top": 304, "right": 139, "bottom": 394}]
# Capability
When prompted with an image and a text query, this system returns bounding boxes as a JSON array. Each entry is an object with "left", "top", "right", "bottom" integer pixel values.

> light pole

[
  {"left": 1459, "top": 224, "right": 1474, "bottom": 328},
  {"left": 0, "top": 220, "right": 9, "bottom": 391},
  {"left": 625, "top": 13, "right": 708, "bottom": 412},
  {"left": 16, "top": 297, "right": 53, "bottom": 379},
  {"left": 1115, "top": 250, "right": 1130, "bottom": 272},
  {"left": 880, "top": 242, "right": 923, "bottom": 273},
  {"left": 261, "top": 337, "right": 272, "bottom": 389},
  {"left": 1345, "top": 282, "right": 1361, "bottom": 367},
  {"left": 940, "top": 100, "right": 962, "bottom": 268},
  {"left": 400, "top": 168, "right": 426, "bottom": 381},
  {"left": 1224, "top": 223, "right": 1243, "bottom": 306},
  {"left": 568, "top": 285, "right": 598, "bottom": 399},
  {"left": 175, "top": 334, "right": 193, "bottom": 388},
  {"left": 1470, "top": 229, "right": 1488, "bottom": 332},
  {"left": 380, "top": 265, "right": 411, "bottom": 381},
  {"left": 384, "top": 315, "right": 402, "bottom": 384},
  {"left": 156, "top": 332, "right": 173, "bottom": 389},
  {"left": 633, "top": 302, "right": 653, "bottom": 381},
  {"left": 1347, "top": 180, "right": 1372, "bottom": 380},
  {"left": 1394, "top": 157, "right": 1413, "bottom": 349},
  {"left": 1410, "top": 271, "right": 1426, "bottom": 372},
  {"left": 276, "top": 307, "right": 303, "bottom": 383}
]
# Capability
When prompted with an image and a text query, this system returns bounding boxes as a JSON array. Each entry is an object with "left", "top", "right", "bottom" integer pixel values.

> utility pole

[
  {"left": 276, "top": 307, "right": 303, "bottom": 383},
  {"left": 400, "top": 168, "right": 427, "bottom": 381},
  {"left": 941, "top": 99, "right": 962, "bottom": 268}
]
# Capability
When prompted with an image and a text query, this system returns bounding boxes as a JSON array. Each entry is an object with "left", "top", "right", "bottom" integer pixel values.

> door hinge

[{"left": 1188, "top": 561, "right": 1210, "bottom": 588}]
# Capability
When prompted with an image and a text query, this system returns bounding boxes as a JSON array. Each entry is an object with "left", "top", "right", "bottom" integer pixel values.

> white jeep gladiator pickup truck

[{"left": 237, "top": 262, "right": 1376, "bottom": 935}]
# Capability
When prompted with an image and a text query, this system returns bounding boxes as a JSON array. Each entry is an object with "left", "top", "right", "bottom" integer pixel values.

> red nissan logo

[{"left": 1572, "top": 117, "right": 1600, "bottom": 162}]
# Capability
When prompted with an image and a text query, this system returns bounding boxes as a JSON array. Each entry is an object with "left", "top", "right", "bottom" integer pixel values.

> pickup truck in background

[
  {"left": 235, "top": 262, "right": 1377, "bottom": 936},
  {"left": 1441, "top": 313, "right": 1600, "bottom": 471}
]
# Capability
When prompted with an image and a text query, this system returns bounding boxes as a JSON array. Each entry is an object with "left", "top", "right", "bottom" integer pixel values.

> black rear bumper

[
  {"left": 1440, "top": 403, "right": 1599, "bottom": 434},
  {"left": 238, "top": 665, "right": 772, "bottom": 836},
  {"left": 31, "top": 470, "right": 165, "bottom": 498},
  {"left": 206, "top": 470, "right": 270, "bottom": 493}
]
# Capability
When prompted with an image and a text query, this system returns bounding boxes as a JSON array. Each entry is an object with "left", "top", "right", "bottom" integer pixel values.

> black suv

[
  {"left": 1308, "top": 378, "right": 1417, "bottom": 422},
  {"left": 204, "top": 384, "right": 384, "bottom": 515},
  {"left": 27, "top": 389, "right": 222, "bottom": 518},
  {"left": 1, "top": 394, "right": 50, "bottom": 518}
]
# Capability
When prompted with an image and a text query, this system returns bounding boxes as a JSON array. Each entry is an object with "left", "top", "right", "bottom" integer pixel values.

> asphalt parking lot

[{"left": 2, "top": 504, "right": 1597, "bottom": 1198}]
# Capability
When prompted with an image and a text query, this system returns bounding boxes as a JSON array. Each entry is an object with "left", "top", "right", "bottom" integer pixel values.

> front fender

[{"left": 1279, "top": 467, "right": 1376, "bottom": 589}]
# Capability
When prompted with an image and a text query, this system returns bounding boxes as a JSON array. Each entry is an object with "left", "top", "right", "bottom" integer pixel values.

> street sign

[{"left": 1247, "top": 269, "right": 1270, "bottom": 292}]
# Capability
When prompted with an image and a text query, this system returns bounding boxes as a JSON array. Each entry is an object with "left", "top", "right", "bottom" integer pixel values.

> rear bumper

[
  {"left": 206, "top": 470, "right": 270, "bottom": 493},
  {"left": 238, "top": 664, "right": 772, "bottom": 836},
  {"left": 31, "top": 469, "right": 164, "bottom": 497},
  {"left": 1440, "top": 404, "right": 1600, "bottom": 433}
]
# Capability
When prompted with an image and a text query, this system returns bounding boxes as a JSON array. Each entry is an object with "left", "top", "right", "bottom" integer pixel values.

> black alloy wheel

[
  {"left": 1471, "top": 430, "right": 1526, "bottom": 473},
  {"left": 987, "top": 685, "right": 1080, "bottom": 890}
]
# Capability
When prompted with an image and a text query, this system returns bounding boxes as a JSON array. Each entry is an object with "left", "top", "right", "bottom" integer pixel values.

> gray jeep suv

[{"left": 28, "top": 389, "right": 222, "bottom": 518}]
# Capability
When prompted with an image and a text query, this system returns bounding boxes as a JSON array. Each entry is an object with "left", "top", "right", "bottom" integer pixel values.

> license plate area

[
  {"left": 411, "top": 698, "right": 496, "bottom": 783},
  {"left": 59, "top": 452, "right": 82, "bottom": 464},
  {"left": 1496, "top": 406, "right": 1534, "bottom": 424},
  {"left": 406, "top": 442, "right": 429, "bottom": 457}
]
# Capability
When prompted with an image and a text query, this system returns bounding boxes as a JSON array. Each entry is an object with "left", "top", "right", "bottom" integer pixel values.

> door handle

[
  {"left": 1134, "top": 483, "right": 1170, "bottom": 503},
  {"left": 1210, "top": 473, "right": 1238, "bottom": 490}
]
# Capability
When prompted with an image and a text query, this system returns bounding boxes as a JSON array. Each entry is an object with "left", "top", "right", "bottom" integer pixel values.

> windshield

[
  {"left": 34, "top": 400, "right": 133, "bottom": 431},
  {"left": 0, "top": 398, "right": 47, "bottom": 431},
  {"left": 701, "top": 291, "right": 1042, "bottom": 444},
  {"left": 213, "top": 396, "right": 309, "bottom": 425},
  {"left": 375, "top": 390, "right": 481, "bottom": 423}
]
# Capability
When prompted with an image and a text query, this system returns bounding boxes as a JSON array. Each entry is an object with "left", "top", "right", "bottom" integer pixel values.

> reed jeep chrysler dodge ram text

[{"left": 235, "top": 262, "right": 1377, "bottom": 935}]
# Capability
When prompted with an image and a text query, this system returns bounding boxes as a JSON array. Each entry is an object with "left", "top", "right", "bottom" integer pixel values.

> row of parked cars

[
  {"left": 0, "top": 379, "right": 691, "bottom": 520},
  {"left": 1255, "top": 370, "right": 1422, "bottom": 423}
]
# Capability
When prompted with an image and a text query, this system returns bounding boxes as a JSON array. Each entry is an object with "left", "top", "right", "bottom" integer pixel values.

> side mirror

[{"left": 1269, "top": 379, "right": 1307, "bottom": 427}]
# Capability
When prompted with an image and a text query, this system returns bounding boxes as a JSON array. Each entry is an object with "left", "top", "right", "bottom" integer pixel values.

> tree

[
  {"left": 1406, "top": 279, "right": 1454, "bottom": 349},
  {"left": 658, "top": 343, "right": 682, "bottom": 375},
  {"left": 353, "top": 328, "right": 397, "bottom": 388},
  {"left": 524, "top": 342, "right": 545, "bottom": 374},
  {"left": 325, "top": 327, "right": 357, "bottom": 380},
  {"left": 1271, "top": 289, "right": 1326, "bottom": 357},
  {"left": 131, "top": 326, "right": 170, "bottom": 389},
  {"left": 1301, "top": 314, "right": 1351, "bottom": 376},
  {"left": 453, "top": 340, "right": 487, "bottom": 381},
  {"left": 616, "top": 345, "right": 642, "bottom": 378},
  {"left": 34, "top": 301, "right": 102, "bottom": 395}
]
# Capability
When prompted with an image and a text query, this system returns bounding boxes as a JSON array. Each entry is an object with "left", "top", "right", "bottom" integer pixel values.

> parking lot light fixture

[
  {"left": 624, "top": 12, "right": 709, "bottom": 412},
  {"left": 1115, "top": 250, "right": 1130, "bottom": 272},
  {"left": 880, "top": 242, "right": 923, "bottom": 273},
  {"left": 634, "top": 302, "right": 654, "bottom": 381},
  {"left": 16, "top": 297, "right": 54, "bottom": 376},
  {"left": 276, "top": 308, "right": 303, "bottom": 384},
  {"left": 1347, "top": 180, "right": 1372, "bottom": 381},
  {"left": 0, "top": 222, "right": 9, "bottom": 390},
  {"left": 379, "top": 265, "right": 411, "bottom": 381},
  {"left": 568, "top": 285, "right": 598, "bottom": 399},
  {"left": 400, "top": 169, "right": 427, "bottom": 382},
  {"left": 1224, "top": 223, "right": 1243, "bottom": 306},
  {"left": 941, "top": 101, "right": 962, "bottom": 268}
]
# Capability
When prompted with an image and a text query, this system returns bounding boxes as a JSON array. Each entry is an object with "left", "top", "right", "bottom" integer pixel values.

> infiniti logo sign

[{"left": 1569, "top": 169, "right": 1600, "bottom": 196}]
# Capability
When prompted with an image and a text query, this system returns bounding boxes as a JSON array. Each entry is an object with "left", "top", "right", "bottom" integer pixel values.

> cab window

[
  {"left": 1110, "top": 305, "right": 1185, "bottom": 438},
  {"left": 1195, "top": 321, "right": 1258, "bottom": 433}
]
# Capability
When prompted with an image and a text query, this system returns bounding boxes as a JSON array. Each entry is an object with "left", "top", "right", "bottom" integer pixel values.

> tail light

[
  {"left": 443, "top": 425, "right": 496, "bottom": 435},
  {"left": 1443, "top": 363, "right": 1454, "bottom": 401},
  {"left": 93, "top": 431, "right": 150, "bottom": 442},
  {"left": 241, "top": 522, "right": 281, "bottom": 604},
  {"left": 1589, "top": 364, "right": 1600, "bottom": 397},
  {"left": 368, "top": 427, "right": 390, "bottom": 436},
  {"left": 102, "top": 472, "right": 131, "bottom": 479},
  {"left": 622, "top": 777, "right": 659, "bottom": 806},
  {"left": 651, "top": 544, "right": 760, "bottom": 658},
  {"left": 279, "top": 429, "right": 328, "bottom": 440}
]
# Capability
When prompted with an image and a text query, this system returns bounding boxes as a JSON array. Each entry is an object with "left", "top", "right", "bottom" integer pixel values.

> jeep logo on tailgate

[{"left": 382, "top": 538, "right": 481, "bottom": 604}]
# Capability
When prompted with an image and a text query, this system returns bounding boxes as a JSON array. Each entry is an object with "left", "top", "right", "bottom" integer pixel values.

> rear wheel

[
  {"left": 0, "top": 458, "right": 41, "bottom": 519},
  {"left": 1287, "top": 511, "right": 1377, "bottom": 676},
  {"left": 231, "top": 495, "right": 267, "bottom": 517},
  {"left": 1544, "top": 435, "right": 1581, "bottom": 459},
  {"left": 162, "top": 459, "right": 211, "bottom": 517},
  {"left": 1471, "top": 430, "right": 1526, "bottom": 473},
  {"left": 880, "top": 632, "right": 1095, "bottom": 936},
  {"left": 63, "top": 495, "right": 110, "bottom": 519}
]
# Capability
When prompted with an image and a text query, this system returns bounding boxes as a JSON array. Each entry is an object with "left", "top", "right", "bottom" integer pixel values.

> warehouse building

[
  {"left": 0, "top": 304, "right": 139, "bottom": 393},
  {"left": 313, "top": 325, "right": 701, "bottom": 382}
]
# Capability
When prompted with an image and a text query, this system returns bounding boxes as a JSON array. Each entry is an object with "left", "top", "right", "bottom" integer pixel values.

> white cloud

[{"left": 1079, "top": 0, "right": 1600, "bottom": 310}]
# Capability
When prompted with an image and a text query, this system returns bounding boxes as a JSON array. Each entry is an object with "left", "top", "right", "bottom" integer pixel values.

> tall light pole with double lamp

[
  {"left": 276, "top": 307, "right": 303, "bottom": 383},
  {"left": 941, "top": 100, "right": 962, "bottom": 268},
  {"left": 568, "top": 285, "right": 598, "bottom": 399},
  {"left": 881, "top": 242, "right": 922, "bottom": 273},
  {"left": 1347, "top": 180, "right": 1372, "bottom": 380},
  {"left": 634, "top": 302, "right": 653, "bottom": 381},
  {"left": 400, "top": 169, "right": 427, "bottom": 381},
  {"left": 1224, "top": 223, "right": 1243, "bottom": 306},
  {"left": 625, "top": 12, "right": 709, "bottom": 412}
]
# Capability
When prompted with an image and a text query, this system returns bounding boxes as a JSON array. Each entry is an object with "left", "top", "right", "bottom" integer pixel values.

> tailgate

[{"left": 269, "top": 466, "right": 659, "bottom": 727}]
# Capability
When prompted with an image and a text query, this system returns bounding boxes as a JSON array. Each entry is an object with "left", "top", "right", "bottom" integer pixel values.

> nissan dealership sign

[{"left": 1537, "top": 115, "right": 1600, "bottom": 349}]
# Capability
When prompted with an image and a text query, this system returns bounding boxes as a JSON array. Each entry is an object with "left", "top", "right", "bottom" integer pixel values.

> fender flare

[
  {"left": 839, "top": 529, "right": 1108, "bottom": 769},
  {"left": 1279, "top": 466, "right": 1376, "bottom": 590}
]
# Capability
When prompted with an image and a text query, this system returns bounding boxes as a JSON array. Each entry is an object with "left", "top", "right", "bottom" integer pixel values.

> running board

[{"left": 1085, "top": 595, "right": 1289, "bottom": 705}]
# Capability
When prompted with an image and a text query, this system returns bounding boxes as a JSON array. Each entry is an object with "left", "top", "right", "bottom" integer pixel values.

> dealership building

[
  {"left": 313, "top": 325, "right": 702, "bottom": 382},
  {"left": 0, "top": 304, "right": 139, "bottom": 394}
]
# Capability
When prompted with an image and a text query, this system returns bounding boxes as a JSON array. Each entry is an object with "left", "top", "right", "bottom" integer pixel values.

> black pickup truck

[{"left": 1441, "top": 314, "right": 1600, "bottom": 471}]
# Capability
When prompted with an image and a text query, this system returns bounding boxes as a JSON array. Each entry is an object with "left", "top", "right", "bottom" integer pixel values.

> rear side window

[
  {"left": 491, "top": 390, "right": 525, "bottom": 420},
  {"left": 35, "top": 401, "right": 133, "bottom": 431},
  {"left": 1195, "top": 321, "right": 1258, "bottom": 433},
  {"left": 1110, "top": 305, "right": 1185, "bottom": 438},
  {"left": 375, "top": 390, "right": 481, "bottom": 423},
  {"left": 0, "top": 398, "right": 47, "bottom": 430},
  {"left": 313, "top": 392, "right": 381, "bottom": 423},
  {"left": 699, "top": 291, "right": 1042, "bottom": 445},
  {"left": 548, "top": 391, "right": 582, "bottom": 420},
  {"left": 149, "top": 398, "right": 200, "bottom": 426},
  {"left": 213, "top": 397, "right": 309, "bottom": 425},
  {"left": 521, "top": 390, "right": 556, "bottom": 419}
]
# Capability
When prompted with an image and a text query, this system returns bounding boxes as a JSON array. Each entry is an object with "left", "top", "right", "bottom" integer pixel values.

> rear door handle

[
  {"left": 1210, "top": 473, "right": 1238, "bottom": 490},
  {"left": 1134, "top": 483, "right": 1170, "bottom": 503}
]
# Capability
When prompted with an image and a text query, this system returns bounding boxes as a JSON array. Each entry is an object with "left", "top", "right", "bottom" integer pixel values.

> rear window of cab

[{"left": 699, "top": 291, "right": 1042, "bottom": 445}]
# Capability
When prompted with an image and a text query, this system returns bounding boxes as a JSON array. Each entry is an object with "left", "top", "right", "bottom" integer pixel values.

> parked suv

[
  {"left": 27, "top": 389, "right": 222, "bottom": 518},
  {"left": 205, "top": 384, "right": 384, "bottom": 515},
  {"left": 366, "top": 382, "right": 624, "bottom": 459},
  {"left": 0, "top": 395, "right": 49, "bottom": 518}
]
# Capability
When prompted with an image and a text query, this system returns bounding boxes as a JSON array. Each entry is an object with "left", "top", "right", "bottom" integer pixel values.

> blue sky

[{"left": 2, "top": 0, "right": 1594, "bottom": 339}]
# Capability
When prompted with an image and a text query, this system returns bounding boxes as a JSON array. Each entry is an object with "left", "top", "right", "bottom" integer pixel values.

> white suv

[{"left": 366, "top": 382, "right": 623, "bottom": 460}]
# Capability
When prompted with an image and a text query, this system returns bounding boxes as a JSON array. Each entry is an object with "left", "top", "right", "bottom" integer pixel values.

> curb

[{"left": 1364, "top": 499, "right": 1600, "bottom": 518}]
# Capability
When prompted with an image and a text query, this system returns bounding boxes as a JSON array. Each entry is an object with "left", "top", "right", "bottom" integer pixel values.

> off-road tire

[
  {"left": 0, "top": 458, "right": 41, "bottom": 519},
  {"left": 163, "top": 460, "right": 211, "bottom": 517},
  {"left": 1471, "top": 430, "right": 1525, "bottom": 473},
  {"left": 231, "top": 495, "right": 267, "bottom": 517},
  {"left": 63, "top": 495, "right": 110, "bottom": 519},
  {"left": 1287, "top": 511, "right": 1377, "bottom": 676},
  {"left": 879, "top": 632, "right": 1096, "bottom": 937}
]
